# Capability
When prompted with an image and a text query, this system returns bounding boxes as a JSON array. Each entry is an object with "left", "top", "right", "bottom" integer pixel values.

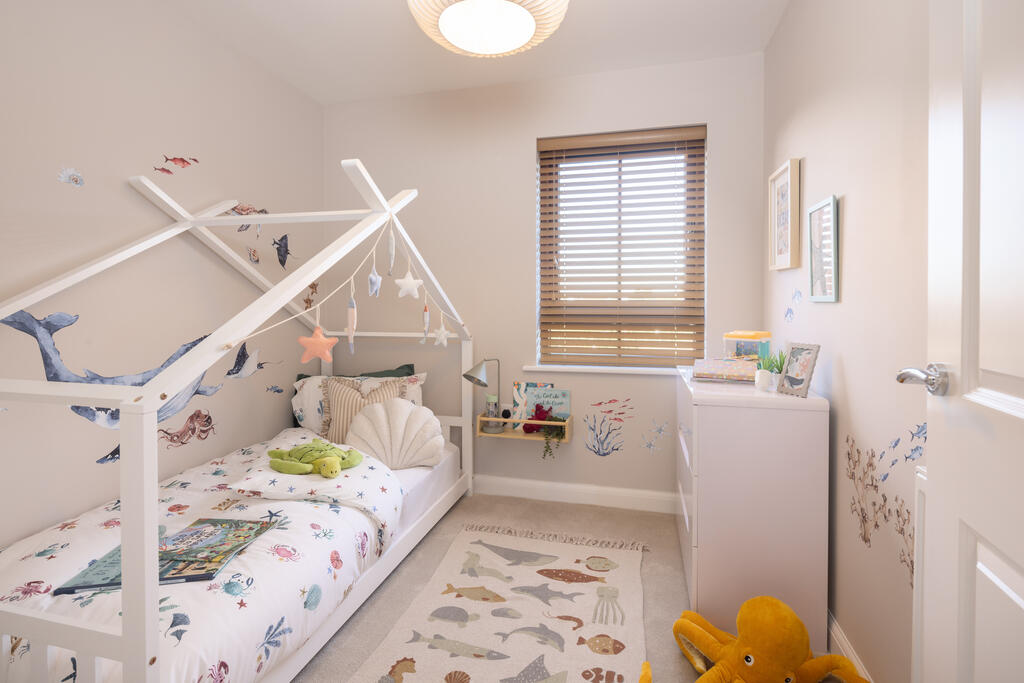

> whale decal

[{"left": 2, "top": 310, "right": 222, "bottom": 457}]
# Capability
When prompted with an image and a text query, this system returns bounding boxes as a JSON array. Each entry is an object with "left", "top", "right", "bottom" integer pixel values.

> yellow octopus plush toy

[{"left": 640, "top": 596, "right": 867, "bottom": 683}]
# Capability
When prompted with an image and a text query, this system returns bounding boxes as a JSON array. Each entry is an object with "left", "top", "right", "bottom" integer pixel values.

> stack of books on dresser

[
  {"left": 692, "top": 358, "right": 758, "bottom": 383},
  {"left": 54, "top": 518, "right": 276, "bottom": 595}
]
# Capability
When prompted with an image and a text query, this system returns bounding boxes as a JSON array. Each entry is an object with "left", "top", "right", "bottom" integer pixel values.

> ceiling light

[{"left": 408, "top": 0, "right": 570, "bottom": 58}]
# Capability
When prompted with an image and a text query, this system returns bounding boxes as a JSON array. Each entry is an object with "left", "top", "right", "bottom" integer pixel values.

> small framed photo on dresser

[{"left": 778, "top": 342, "right": 820, "bottom": 398}]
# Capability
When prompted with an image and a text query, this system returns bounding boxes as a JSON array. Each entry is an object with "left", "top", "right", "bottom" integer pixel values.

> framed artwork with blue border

[{"left": 808, "top": 195, "right": 839, "bottom": 302}]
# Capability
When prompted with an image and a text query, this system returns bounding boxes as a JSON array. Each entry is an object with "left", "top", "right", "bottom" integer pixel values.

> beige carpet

[{"left": 294, "top": 494, "right": 696, "bottom": 683}]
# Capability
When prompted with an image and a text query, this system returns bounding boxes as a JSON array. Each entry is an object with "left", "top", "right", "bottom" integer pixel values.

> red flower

[{"left": 523, "top": 403, "right": 552, "bottom": 433}]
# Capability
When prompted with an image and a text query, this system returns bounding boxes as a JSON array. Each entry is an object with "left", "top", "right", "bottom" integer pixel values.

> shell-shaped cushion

[{"left": 346, "top": 397, "right": 444, "bottom": 469}]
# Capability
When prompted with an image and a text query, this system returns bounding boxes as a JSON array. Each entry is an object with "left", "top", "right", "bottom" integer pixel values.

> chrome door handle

[{"left": 896, "top": 363, "right": 949, "bottom": 396}]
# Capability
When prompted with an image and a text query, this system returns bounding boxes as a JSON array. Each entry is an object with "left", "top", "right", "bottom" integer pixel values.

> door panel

[
  {"left": 921, "top": 0, "right": 1024, "bottom": 681},
  {"left": 978, "top": 0, "right": 1024, "bottom": 396},
  {"left": 971, "top": 542, "right": 1024, "bottom": 681}
]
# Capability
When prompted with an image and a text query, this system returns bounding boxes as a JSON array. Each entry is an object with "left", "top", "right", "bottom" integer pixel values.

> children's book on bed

[{"left": 53, "top": 518, "right": 275, "bottom": 595}]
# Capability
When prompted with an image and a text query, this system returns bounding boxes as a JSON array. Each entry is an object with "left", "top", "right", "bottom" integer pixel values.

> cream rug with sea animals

[{"left": 353, "top": 524, "right": 646, "bottom": 683}]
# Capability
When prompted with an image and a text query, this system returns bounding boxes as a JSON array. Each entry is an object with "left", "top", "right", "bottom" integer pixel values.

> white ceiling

[{"left": 178, "top": 0, "right": 789, "bottom": 104}]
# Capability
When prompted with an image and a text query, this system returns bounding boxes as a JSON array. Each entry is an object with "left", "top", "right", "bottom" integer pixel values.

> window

[{"left": 537, "top": 126, "right": 707, "bottom": 368}]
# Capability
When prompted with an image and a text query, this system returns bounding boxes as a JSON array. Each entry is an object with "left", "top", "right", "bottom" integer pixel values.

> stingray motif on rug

[{"left": 352, "top": 525, "right": 646, "bottom": 683}]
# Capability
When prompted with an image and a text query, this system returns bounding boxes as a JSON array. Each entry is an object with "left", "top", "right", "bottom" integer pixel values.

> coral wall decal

[
  {"left": 584, "top": 414, "right": 624, "bottom": 457},
  {"left": 846, "top": 426, "right": 926, "bottom": 588},
  {"left": 584, "top": 399, "right": 635, "bottom": 457},
  {"left": 891, "top": 495, "right": 915, "bottom": 587},
  {"left": 845, "top": 435, "right": 889, "bottom": 546}
]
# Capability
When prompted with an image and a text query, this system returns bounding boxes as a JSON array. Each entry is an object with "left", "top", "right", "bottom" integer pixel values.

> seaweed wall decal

[
  {"left": 584, "top": 414, "right": 624, "bottom": 457},
  {"left": 845, "top": 435, "right": 889, "bottom": 547}
]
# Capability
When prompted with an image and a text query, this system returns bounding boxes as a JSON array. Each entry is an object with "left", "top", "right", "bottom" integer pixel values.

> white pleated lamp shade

[{"left": 408, "top": 0, "right": 570, "bottom": 58}]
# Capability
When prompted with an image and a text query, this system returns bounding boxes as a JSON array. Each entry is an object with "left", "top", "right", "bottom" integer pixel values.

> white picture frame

[
  {"left": 808, "top": 195, "right": 839, "bottom": 302},
  {"left": 769, "top": 158, "right": 801, "bottom": 270},
  {"left": 778, "top": 342, "right": 820, "bottom": 398}
]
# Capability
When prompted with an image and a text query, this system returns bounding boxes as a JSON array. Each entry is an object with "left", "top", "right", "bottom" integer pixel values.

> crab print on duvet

[{"left": 0, "top": 427, "right": 399, "bottom": 683}]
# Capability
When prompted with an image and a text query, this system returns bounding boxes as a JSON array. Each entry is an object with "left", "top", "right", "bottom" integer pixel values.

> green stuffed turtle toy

[{"left": 267, "top": 438, "right": 362, "bottom": 479}]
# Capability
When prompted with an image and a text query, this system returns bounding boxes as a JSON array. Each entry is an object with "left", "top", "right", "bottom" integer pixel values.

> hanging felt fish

[
  {"left": 347, "top": 296, "right": 358, "bottom": 354},
  {"left": 420, "top": 305, "right": 430, "bottom": 344},
  {"left": 153, "top": 166, "right": 173, "bottom": 175},
  {"left": 226, "top": 342, "right": 261, "bottom": 379},
  {"left": 247, "top": 247, "right": 259, "bottom": 264},
  {"left": 272, "top": 235, "right": 291, "bottom": 268},
  {"left": 368, "top": 264, "right": 382, "bottom": 297},
  {"left": 387, "top": 229, "right": 396, "bottom": 275}
]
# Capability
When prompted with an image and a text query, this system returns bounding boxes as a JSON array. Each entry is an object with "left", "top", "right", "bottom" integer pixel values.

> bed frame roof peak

[{"left": 0, "top": 158, "right": 471, "bottom": 412}]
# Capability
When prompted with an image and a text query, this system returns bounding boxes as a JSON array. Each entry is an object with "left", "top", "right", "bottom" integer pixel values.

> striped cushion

[{"left": 325, "top": 376, "right": 411, "bottom": 443}]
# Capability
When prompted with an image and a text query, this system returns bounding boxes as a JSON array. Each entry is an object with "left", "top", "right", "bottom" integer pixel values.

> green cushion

[{"left": 295, "top": 364, "right": 414, "bottom": 383}]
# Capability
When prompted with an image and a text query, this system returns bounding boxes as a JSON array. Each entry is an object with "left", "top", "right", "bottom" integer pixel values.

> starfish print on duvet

[{"left": 0, "top": 427, "right": 400, "bottom": 683}]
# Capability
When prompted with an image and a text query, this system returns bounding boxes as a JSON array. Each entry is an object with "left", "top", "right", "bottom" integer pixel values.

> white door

[{"left": 916, "top": 0, "right": 1024, "bottom": 681}]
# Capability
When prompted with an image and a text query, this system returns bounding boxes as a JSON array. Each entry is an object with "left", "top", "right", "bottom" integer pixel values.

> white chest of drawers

[{"left": 675, "top": 367, "right": 830, "bottom": 652}]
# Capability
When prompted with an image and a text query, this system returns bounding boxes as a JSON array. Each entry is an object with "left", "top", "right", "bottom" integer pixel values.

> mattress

[
  {"left": 393, "top": 441, "right": 461, "bottom": 532},
  {"left": 0, "top": 428, "right": 458, "bottom": 683}
]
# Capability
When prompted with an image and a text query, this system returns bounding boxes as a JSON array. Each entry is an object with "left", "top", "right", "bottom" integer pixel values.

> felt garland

[{"left": 223, "top": 216, "right": 461, "bottom": 356}]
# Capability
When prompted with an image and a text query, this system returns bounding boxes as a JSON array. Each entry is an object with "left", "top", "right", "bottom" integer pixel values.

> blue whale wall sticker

[{"left": 1, "top": 310, "right": 223, "bottom": 462}]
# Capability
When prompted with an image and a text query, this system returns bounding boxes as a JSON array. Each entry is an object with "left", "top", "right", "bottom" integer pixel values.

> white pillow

[{"left": 346, "top": 398, "right": 445, "bottom": 469}]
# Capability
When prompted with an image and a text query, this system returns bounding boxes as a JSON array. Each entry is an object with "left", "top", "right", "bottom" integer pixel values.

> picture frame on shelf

[
  {"left": 769, "top": 158, "right": 801, "bottom": 270},
  {"left": 808, "top": 195, "right": 839, "bottom": 302},
  {"left": 778, "top": 342, "right": 820, "bottom": 398}
]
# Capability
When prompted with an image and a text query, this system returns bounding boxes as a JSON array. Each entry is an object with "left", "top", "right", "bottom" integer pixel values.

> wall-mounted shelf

[{"left": 475, "top": 413, "right": 573, "bottom": 443}]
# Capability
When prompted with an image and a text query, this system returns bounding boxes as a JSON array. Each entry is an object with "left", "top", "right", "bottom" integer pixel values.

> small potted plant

[
  {"left": 756, "top": 350, "right": 787, "bottom": 391},
  {"left": 522, "top": 403, "right": 566, "bottom": 459}
]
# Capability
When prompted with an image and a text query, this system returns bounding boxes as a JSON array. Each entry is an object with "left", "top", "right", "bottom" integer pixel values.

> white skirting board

[
  {"left": 828, "top": 612, "right": 874, "bottom": 682},
  {"left": 473, "top": 474, "right": 677, "bottom": 514}
]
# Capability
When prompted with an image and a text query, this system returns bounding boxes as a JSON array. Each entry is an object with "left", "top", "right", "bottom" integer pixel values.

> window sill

[{"left": 522, "top": 364, "right": 681, "bottom": 377}]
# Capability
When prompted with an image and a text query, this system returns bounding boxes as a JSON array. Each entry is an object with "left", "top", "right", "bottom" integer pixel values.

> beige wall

[
  {"left": 322, "top": 53, "right": 765, "bottom": 492},
  {"left": 0, "top": 1, "right": 323, "bottom": 547},
  {"left": 763, "top": 1, "right": 928, "bottom": 680}
]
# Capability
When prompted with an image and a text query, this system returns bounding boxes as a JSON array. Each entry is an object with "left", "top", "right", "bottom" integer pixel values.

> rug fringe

[{"left": 462, "top": 523, "right": 649, "bottom": 552}]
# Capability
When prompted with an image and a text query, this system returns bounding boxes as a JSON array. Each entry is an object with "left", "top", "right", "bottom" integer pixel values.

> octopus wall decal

[{"left": 158, "top": 409, "right": 216, "bottom": 448}]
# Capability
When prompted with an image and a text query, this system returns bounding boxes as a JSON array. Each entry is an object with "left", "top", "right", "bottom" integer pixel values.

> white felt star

[
  {"left": 433, "top": 321, "right": 454, "bottom": 347},
  {"left": 395, "top": 269, "right": 423, "bottom": 299}
]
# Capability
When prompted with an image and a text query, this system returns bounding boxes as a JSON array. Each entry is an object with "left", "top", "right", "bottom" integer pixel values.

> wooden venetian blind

[{"left": 537, "top": 126, "right": 706, "bottom": 368}]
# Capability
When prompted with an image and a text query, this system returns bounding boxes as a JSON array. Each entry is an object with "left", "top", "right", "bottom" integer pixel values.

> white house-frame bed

[{"left": 0, "top": 159, "right": 474, "bottom": 682}]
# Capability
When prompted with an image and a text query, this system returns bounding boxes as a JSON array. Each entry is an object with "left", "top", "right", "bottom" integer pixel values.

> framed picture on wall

[
  {"left": 778, "top": 342, "right": 820, "bottom": 398},
  {"left": 768, "top": 158, "right": 801, "bottom": 270},
  {"left": 808, "top": 195, "right": 839, "bottom": 302}
]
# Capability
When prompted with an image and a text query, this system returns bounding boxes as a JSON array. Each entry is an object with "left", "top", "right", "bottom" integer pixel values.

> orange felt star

[{"left": 298, "top": 326, "right": 338, "bottom": 363}]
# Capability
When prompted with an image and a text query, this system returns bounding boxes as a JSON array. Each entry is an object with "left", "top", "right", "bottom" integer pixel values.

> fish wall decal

[
  {"left": 272, "top": 235, "right": 292, "bottom": 268},
  {"left": 225, "top": 342, "right": 261, "bottom": 379}
]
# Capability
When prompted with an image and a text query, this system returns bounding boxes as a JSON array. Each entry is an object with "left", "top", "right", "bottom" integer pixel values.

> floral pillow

[{"left": 291, "top": 376, "right": 330, "bottom": 436}]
